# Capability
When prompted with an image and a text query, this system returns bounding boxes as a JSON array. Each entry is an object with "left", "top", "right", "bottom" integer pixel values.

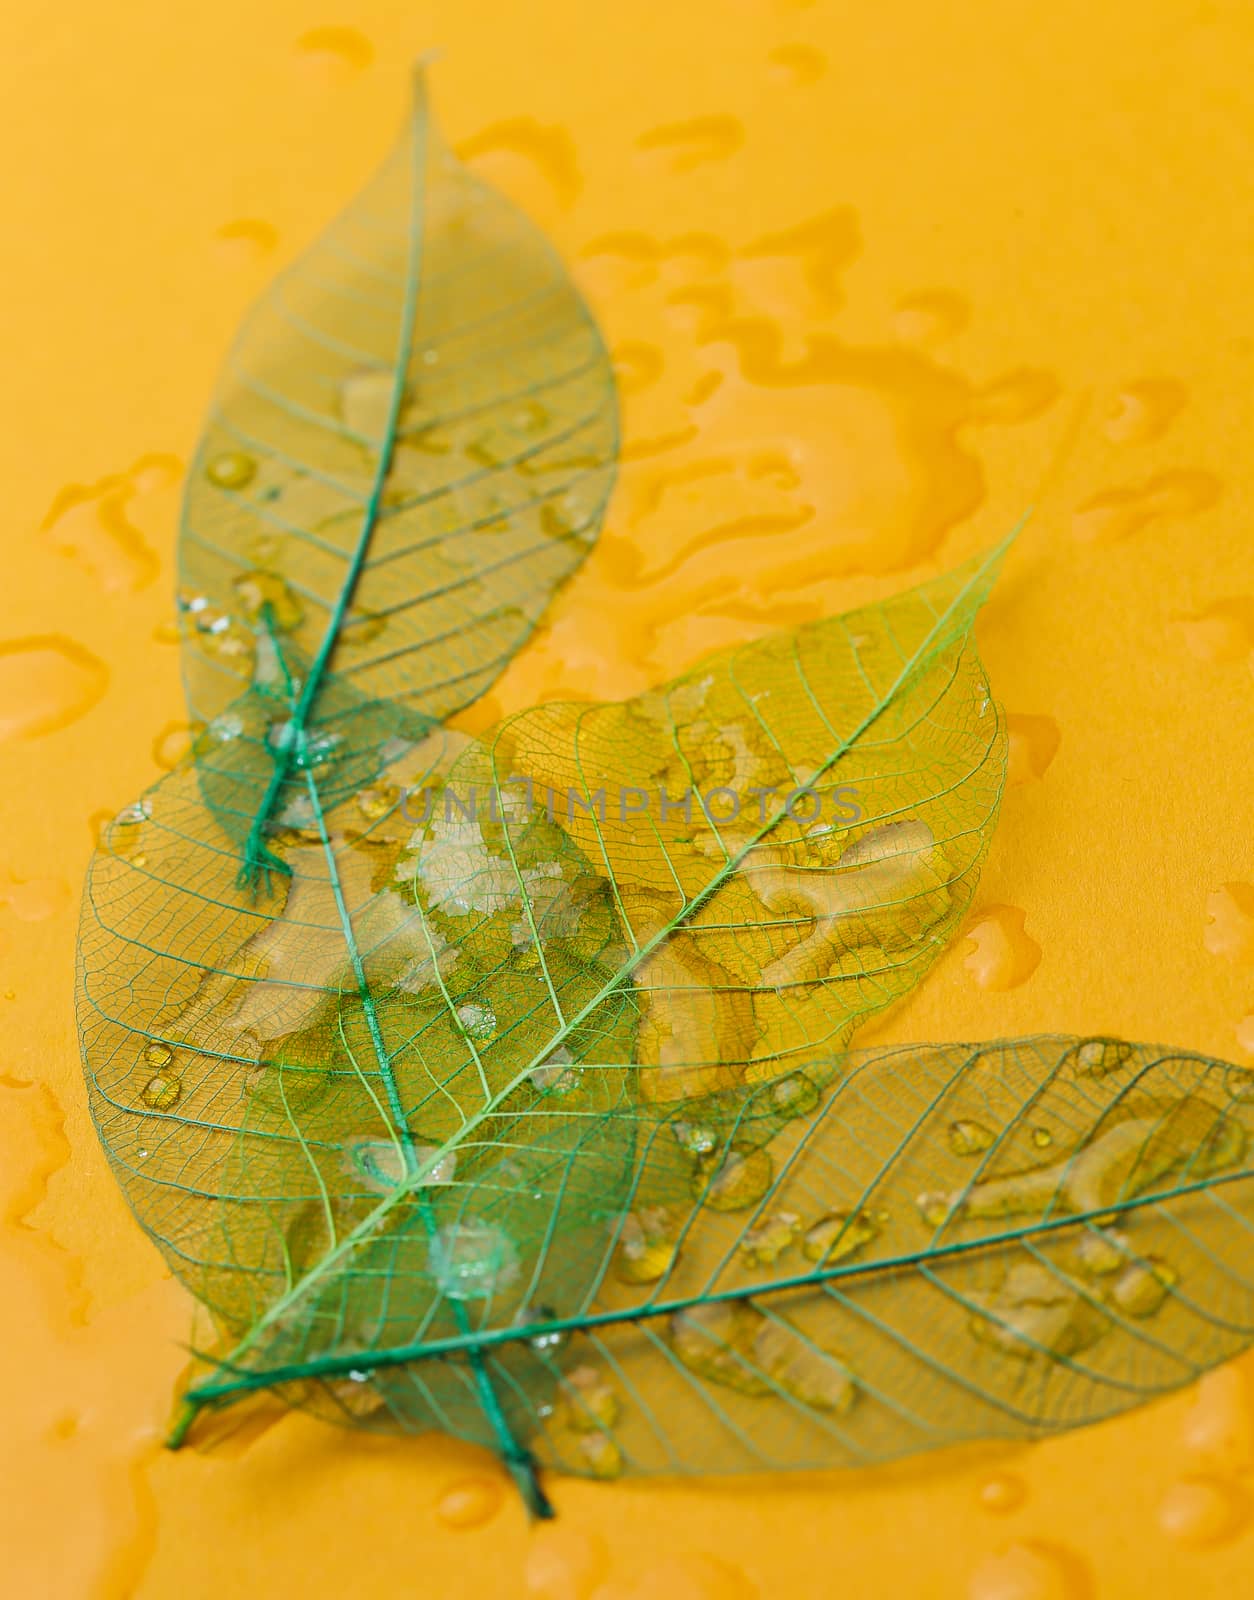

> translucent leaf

[
  {"left": 77, "top": 541, "right": 1010, "bottom": 1510},
  {"left": 173, "top": 1037, "right": 1254, "bottom": 1498},
  {"left": 176, "top": 67, "right": 617, "bottom": 880}
]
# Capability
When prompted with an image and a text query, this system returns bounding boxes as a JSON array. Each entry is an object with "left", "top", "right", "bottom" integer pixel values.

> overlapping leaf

[
  {"left": 177, "top": 1036, "right": 1254, "bottom": 1490},
  {"left": 175, "top": 67, "right": 617, "bottom": 873},
  {"left": 78, "top": 541, "right": 1009, "bottom": 1505}
]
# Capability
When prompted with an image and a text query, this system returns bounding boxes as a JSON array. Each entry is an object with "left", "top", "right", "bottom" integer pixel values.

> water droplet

[
  {"left": 949, "top": 1119, "right": 995, "bottom": 1156},
  {"left": 0, "top": 635, "right": 108, "bottom": 741},
  {"left": 917, "top": 1190, "right": 953, "bottom": 1228},
  {"left": 1104, "top": 378, "right": 1187, "bottom": 444},
  {"left": 207, "top": 712, "right": 245, "bottom": 743},
  {"left": 1182, "top": 1365, "right": 1253, "bottom": 1472},
  {"left": 1005, "top": 713, "right": 1061, "bottom": 786},
  {"left": 152, "top": 719, "right": 196, "bottom": 770},
  {"left": 693, "top": 1146, "right": 773, "bottom": 1212},
  {"left": 108, "top": 799, "right": 153, "bottom": 860},
  {"left": 214, "top": 218, "right": 279, "bottom": 263},
  {"left": 0, "top": 874, "right": 69, "bottom": 922},
  {"left": 356, "top": 784, "right": 399, "bottom": 823},
  {"left": 614, "top": 1208, "right": 678, "bottom": 1285},
  {"left": 767, "top": 1071, "right": 820, "bottom": 1116},
  {"left": 530, "top": 1326, "right": 568, "bottom": 1355},
  {"left": 740, "top": 1210, "right": 802, "bottom": 1266},
  {"left": 970, "top": 1540, "right": 1081, "bottom": 1600},
  {"left": 979, "top": 1473, "right": 1027, "bottom": 1513},
  {"left": 179, "top": 593, "right": 254, "bottom": 675},
  {"left": 1063, "top": 1037, "right": 1135, "bottom": 1078},
  {"left": 436, "top": 1475, "right": 503, "bottom": 1530},
  {"left": 457, "top": 1002, "right": 497, "bottom": 1041},
  {"left": 571, "top": 1429, "right": 622, "bottom": 1480},
  {"left": 144, "top": 1042, "right": 173, "bottom": 1069},
  {"left": 140, "top": 1073, "right": 181, "bottom": 1110},
  {"left": 561, "top": 1364, "right": 619, "bottom": 1430},
  {"left": 1159, "top": 1477, "right": 1243, "bottom": 1546},
  {"left": 1205, "top": 883, "right": 1254, "bottom": 965},
  {"left": 524, "top": 1526, "right": 608, "bottom": 1600},
  {"left": 430, "top": 1219, "right": 519, "bottom": 1301},
  {"left": 205, "top": 452, "right": 256, "bottom": 490},
  {"left": 529, "top": 1046, "right": 578, "bottom": 1093},
  {"left": 295, "top": 25, "right": 374, "bottom": 74},
  {"left": 1073, "top": 1228, "right": 1128, "bottom": 1277},
  {"left": 963, "top": 905, "right": 1042, "bottom": 992},
  {"left": 672, "top": 1120, "right": 719, "bottom": 1156},
  {"left": 802, "top": 1209, "right": 880, "bottom": 1265},
  {"left": 1031, "top": 1127, "right": 1054, "bottom": 1149},
  {"left": 234, "top": 570, "right": 303, "bottom": 632},
  {"left": 1109, "top": 1256, "right": 1176, "bottom": 1317},
  {"left": 267, "top": 719, "right": 340, "bottom": 770}
]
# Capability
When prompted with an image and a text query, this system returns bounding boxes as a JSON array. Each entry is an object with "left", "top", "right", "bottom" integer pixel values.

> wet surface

[{"left": 6, "top": 0, "right": 1254, "bottom": 1595}]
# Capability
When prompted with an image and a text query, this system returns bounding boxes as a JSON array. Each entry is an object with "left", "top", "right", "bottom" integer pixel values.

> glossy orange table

[{"left": 3, "top": 3, "right": 1254, "bottom": 1594}]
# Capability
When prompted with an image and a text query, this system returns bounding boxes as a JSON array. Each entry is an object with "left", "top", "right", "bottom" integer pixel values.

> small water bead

[
  {"left": 693, "top": 1147, "right": 773, "bottom": 1212},
  {"left": 979, "top": 1473, "right": 1027, "bottom": 1513},
  {"left": 207, "top": 712, "right": 245, "bottom": 743},
  {"left": 356, "top": 783, "right": 399, "bottom": 823},
  {"left": 180, "top": 593, "right": 254, "bottom": 670},
  {"left": 115, "top": 800, "right": 152, "bottom": 828},
  {"left": 767, "top": 1071, "right": 820, "bottom": 1117},
  {"left": 143, "top": 1041, "right": 173, "bottom": 1069},
  {"left": 1030, "top": 1127, "right": 1054, "bottom": 1149},
  {"left": 802, "top": 1209, "right": 880, "bottom": 1266},
  {"left": 205, "top": 451, "right": 256, "bottom": 490},
  {"left": 338, "top": 608, "right": 386, "bottom": 651},
  {"left": 967, "top": 1263, "right": 1104, "bottom": 1362},
  {"left": 1159, "top": 1477, "right": 1243, "bottom": 1546},
  {"left": 571, "top": 1429, "right": 622, "bottom": 1480},
  {"left": 140, "top": 1073, "right": 181, "bottom": 1110},
  {"left": 457, "top": 1002, "right": 497, "bottom": 1042},
  {"left": 916, "top": 1190, "right": 954, "bottom": 1228},
  {"left": 1073, "top": 1228, "right": 1128, "bottom": 1277},
  {"left": 1065, "top": 1037, "right": 1135, "bottom": 1078},
  {"left": 740, "top": 1211, "right": 802, "bottom": 1266},
  {"left": 342, "top": 1137, "right": 456, "bottom": 1193},
  {"left": 1109, "top": 1256, "right": 1176, "bottom": 1317},
  {"left": 529, "top": 1326, "right": 569, "bottom": 1356},
  {"left": 1182, "top": 1365, "right": 1254, "bottom": 1472},
  {"left": 233, "top": 570, "right": 303, "bottom": 632},
  {"left": 266, "top": 719, "right": 341, "bottom": 770},
  {"left": 430, "top": 1219, "right": 519, "bottom": 1301},
  {"left": 110, "top": 800, "right": 152, "bottom": 861},
  {"left": 530, "top": 1046, "right": 578, "bottom": 1093},
  {"left": 969, "top": 1541, "right": 1078, "bottom": 1600},
  {"left": 435, "top": 1476, "right": 504, "bottom": 1531},
  {"left": 672, "top": 1120, "right": 719, "bottom": 1156},
  {"left": 523, "top": 1527, "right": 609, "bottom": 1600},
  {"left": 949, "top": 1118, "right": 995, "bottom": 1156},
  {"left": 561, "top": 1365, "right": 619, "bottom": 1431},
  {"left": 614, "top": 1207, "right": 678, "bottom": 1285}
]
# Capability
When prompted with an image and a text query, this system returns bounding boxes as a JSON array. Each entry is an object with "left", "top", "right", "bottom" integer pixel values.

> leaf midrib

[{"left": 189, "top": 1153, "right": 1254, "bottom": 1402}]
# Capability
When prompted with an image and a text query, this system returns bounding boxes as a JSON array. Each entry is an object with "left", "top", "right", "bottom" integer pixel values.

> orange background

[{"left": 4, "top": 2, "right": 1254, "bottom": 1595}]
